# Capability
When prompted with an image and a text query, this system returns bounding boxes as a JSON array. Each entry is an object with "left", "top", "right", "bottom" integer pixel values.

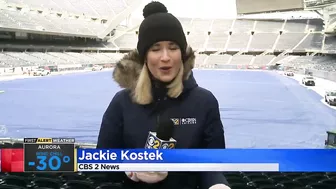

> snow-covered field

[
  {"left": 1, "top": 69, "right": 335, "bottom": 148},
  {"left": 283, "top": 72, "right": 336, "bottom": 111},
  {"left": 0, "top": 68, "right": 111, "bottom": 82}
]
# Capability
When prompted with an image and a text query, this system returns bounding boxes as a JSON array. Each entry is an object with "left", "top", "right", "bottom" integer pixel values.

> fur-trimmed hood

[{"left": 112, "top": 46, "right": 197, "bottom": 104}]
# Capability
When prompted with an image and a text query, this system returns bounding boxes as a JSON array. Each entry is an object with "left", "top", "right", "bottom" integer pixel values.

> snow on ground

[
  {"left": 282, "top": 72, "right": 336, "bottom": 111},
  {"left": 1, "top": 69, "right": 335, "bottom": 148},
  {"left": 0, "top": 68, "right": 112, "bottom": 82}
]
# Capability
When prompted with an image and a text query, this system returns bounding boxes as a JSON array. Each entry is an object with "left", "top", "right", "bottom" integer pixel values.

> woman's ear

[{"left": 144, "top": 53, "right": 149, "bottom": 65}]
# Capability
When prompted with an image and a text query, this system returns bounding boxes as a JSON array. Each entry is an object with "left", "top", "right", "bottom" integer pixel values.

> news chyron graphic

[
  {"left": 145, "top": 132, "right": 176, "bottom": 149},
  {"left": 24, "top": 138, "right": 75, "bottom": 172}
]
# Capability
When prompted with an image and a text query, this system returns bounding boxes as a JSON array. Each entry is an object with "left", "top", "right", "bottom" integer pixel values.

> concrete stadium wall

[
  {"left": 296, "top": 68, "right": 336, "bottom": 82},
  {"left": 236, "top": 0, "right": 304, "bottom": 14},
  {"left": 306, "top": 69, "right": 336, "bottom": 82}
]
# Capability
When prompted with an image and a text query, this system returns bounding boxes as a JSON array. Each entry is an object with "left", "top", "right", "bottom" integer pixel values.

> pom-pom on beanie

[{"left": 137, "top": 1, "right": 187, "bottom": 63}]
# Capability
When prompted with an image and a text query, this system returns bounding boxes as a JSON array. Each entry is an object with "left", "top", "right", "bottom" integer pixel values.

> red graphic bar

[{"left": 1, "top": 149, "right": 24, "bottom": 172}]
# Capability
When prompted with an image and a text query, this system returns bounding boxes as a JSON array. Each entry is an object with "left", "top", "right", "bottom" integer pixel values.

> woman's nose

[{"left": 160, "top": 49, "right": 171, "bottom": 62}]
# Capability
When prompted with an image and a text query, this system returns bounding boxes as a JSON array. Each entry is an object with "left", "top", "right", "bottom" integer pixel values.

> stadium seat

[
  {"left": 86, "top": 174, "right": 116, "bottom": 185},
  {"left": 282, "top": 172, "right": 305, "bottom": 179},
  {"left": 305, "top": 174, "right": 329, "bottom": 183},
  {"left": 28, "top": 177, "right": 62, "bottom": 189},
  {"left": 248, "top": 178, "right": 275, "bottom": 188},
  {"left": 0, "top": 185, "right": 27, "bottom": 189},
  {"left": 319, "top": 177, "right": 336, "bottom": 185},
  {"left": 308, "top": 182, "right": 335, "bottom": 189},
  {"left": 60, "top": 173, "right": 87, "bottom": 181},
  {"left": 0, "top": 172, "right": 333, "bottom": 189},
  {"left": 258, "top": 186, "right": 281, "bottom": 189},
  {"left": 268, "top": 175, "right": 291, "bottom": 183},
  {"left": 243, "top": 172, "right": 269, "bottom": 180},
  {"left": 34, "top": 173, "right": 62, "bottom": 179},
  {"left": 0, "top": 175, "right": 29, "bottom": 187},
  {"left": 60, "top": 180, "right": 95, "bottom": 189},
  {"left": 226, "top": 176, "right": 248, "bottom": 185},
  {"left": 326, "top": 173, "right": 336, "bottom": 178},
  {"left": 95, "top": 183, "right": 123, "bottom": 189},
  {"left": 294, "top": 176, "right": 317, "bottom": 186}
]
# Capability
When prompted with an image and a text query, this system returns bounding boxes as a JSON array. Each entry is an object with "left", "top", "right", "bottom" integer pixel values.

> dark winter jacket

[{"left": 96, "top": 46, "right": 229, "bottom": 189}]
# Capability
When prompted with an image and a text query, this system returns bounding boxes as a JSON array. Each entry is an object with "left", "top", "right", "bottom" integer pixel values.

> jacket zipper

[
  {"left": 155, "top": 96, "right": 167, "bottom": 129},
  {"left": 157, "top": 112, "right": 160, "bottom": 128},
  {"left": 156, "top": 97, "right": 162, "bottom": 128}
]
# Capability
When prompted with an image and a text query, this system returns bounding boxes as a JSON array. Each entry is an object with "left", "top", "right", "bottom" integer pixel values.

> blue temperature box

[{"left": 24, "top": 138, "right": 75, "bottom": 172}]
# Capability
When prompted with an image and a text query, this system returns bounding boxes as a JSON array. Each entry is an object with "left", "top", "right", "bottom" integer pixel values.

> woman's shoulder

[
  {"left": 114, "top": 88, "right": 131, "bottom": 97},
  {"left": 191, "top": 86, "right": 218, "bottom": 101},
  {"left": 110, "top": 89, "right": 132, "bottom": 104},
  {"left": 186, "top": 86, "right": 220, "bottom": 110}
]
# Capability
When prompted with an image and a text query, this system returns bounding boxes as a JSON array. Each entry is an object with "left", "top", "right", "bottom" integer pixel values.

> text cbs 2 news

[{"left": 78, "top": 163, "right": 120, "bottom": 171}]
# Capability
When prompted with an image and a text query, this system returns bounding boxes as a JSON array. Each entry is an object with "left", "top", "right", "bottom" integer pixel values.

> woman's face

[{"left": 146, "top": 41, "right": 182, "bottom": 83}]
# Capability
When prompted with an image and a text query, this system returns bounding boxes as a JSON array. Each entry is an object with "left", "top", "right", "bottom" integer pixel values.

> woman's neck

[{"left": 151, "top": 77, "right": 171, "bottom": 101}]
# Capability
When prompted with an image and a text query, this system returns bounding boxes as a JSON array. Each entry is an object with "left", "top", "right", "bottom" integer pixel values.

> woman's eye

[{"left": 169, "top": 45, "right": 179, "bottom": 50}]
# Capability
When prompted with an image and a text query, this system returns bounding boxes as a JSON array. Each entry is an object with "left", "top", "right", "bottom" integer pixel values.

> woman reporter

[{"left": 96, "top": 1, "right": 230, "bottom": 189}]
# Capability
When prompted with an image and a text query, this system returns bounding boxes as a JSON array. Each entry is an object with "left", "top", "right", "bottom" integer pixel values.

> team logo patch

[
  {"left": 171, "top": 118, "right": 180, "bottom": 125},
  {"left": 170, "top": 118, "right": 197, "bottom": 126}
]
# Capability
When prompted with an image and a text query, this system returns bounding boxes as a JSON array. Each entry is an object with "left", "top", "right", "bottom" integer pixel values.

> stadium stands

[
  {"left": 0, "top": 4, "right": 335, "bottom": 75},
  {"left": 252, "top": 55, "right": 275, "bottom": 66},
  {"left": 283, "top": 20, "right": 307, "bottom": 32},
  {"left": 0, "top": 52, "right": 123, "bottom": 67},
  {"left": 212, "top": 19, "right": 233, "bottom": 32},
  {"left": 0, "top": 52, "right": 26, "bottom": 67},
  {"left": 3, "top": 0, "right": 135, "bottom": 18},
  {"left": 1, "top": 15, "right": 335, "bottom": 73},
  {"left": 0, "top": 8, "right": 106, "bottom": 36},
  {"left": 1, "top": 3, "right": 336, "bottom": 188},
  {"left": 207, "top": 33, "right": 228, "bottom": 50},
  {"left": 112, "top": 18, "right": 329, "bottom": 55},
  {"left": 294, "top": 33, "right": 324, "bottom": 51},
  {"left": 194, "top": 54, "right": 208, "bottom": 66},
  {"left": 0, "top": 0, "right": 139, "bottom": 37},
  {"left": 254, "top": 20, "right": 283, "bottom": 33},
  {"left": 282, "top": 55, "right": 336, "bottom": 71},
  {"left": 114, "top": 33, "right": 137, "bottom": 49},
  {"left": 232, "top": 20, "right": 255, "bottom": 33},
  {"left": 249, "top": 33, "right": 277, "bottom": 51},
  {"left": 227, "top": 33, "right": 250, "bottom": 51},
  {"left": 275, "top": 33, "right": 307, "bottom": 51},
  {"left": 230, "top": 55, "right": 253, "bottom": 65}
]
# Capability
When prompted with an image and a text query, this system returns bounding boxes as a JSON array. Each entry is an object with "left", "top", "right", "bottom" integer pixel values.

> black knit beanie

[{"left": 137, "top": 1, "right": 187, "bottom": 64}]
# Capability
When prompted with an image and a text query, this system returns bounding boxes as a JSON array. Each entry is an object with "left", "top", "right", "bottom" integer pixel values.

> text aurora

[{"left": 78, "top": 150, "right": 163, "bottom": 161}]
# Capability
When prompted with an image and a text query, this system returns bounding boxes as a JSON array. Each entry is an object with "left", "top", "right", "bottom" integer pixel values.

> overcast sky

[
  {"left": 124, "top": 0, "right": 320, "bottom": 26},
  {"left": 131, "top": 0, "right": 237, "bottom": 19}
]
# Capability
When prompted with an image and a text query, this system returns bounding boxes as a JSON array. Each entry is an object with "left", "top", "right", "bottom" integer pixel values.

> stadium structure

[
  {"left": 0, "top": 0, "right": 336, "bottom": 80},
  {"left": 1, "top": 0, "right": 336, "bottom": 188}
]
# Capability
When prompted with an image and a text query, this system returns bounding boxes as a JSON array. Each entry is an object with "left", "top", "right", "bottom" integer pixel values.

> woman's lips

[{"left": 159, "top": 66, "right": 172, "bottom": 73}]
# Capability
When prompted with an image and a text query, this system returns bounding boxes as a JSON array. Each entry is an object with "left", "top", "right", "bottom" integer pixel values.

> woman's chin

[{"left": 158, "top": 76, "right": 174, "bottom": 83}]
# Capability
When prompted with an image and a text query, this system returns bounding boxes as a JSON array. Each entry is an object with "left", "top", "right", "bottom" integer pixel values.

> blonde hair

[
  {"left": 133, "top": 64, "right": 153, "bottom": 105},
  {"left": 167, "top": 63, "right": 184, "bottom": 98},
  {"left": 133, "top": 63, "right": 184, "bottom": 105}
]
